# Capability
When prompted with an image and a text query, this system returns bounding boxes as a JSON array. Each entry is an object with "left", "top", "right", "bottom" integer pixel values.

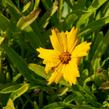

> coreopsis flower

[{"left": 37, "top": 27, "right": 91, "bottom": 85}]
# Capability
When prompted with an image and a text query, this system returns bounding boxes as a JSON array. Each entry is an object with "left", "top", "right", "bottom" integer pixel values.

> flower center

[{"left": 59, "top": 52, "right": 71, "bottom": 64}]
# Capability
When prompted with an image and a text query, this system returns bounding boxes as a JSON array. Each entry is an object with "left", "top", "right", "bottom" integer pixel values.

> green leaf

[
  {"left": 2, "top": 0, "right": 20, "bottom": 14},
  {"left": 90, "top": 32, "right": 103, "bottom": 60},
  {"left": 41, "top": 0, "right": 52, "bottom": 10},
  {"left": 79, "top": 15, "right": 109, "bottom": 36},
  {"left": 22, "top": 1, "right": 31, "bottom": 13},
  {"left": 17, "top": 8, "right": 41, "bottom": 30},
  {"left": 91, "top": 30, "right": 109, "bottom": 72},
  {"left": 4, "top": 99, "right": 15, "bottom": 109},
  {"left": 3, "top": 44, "right": 46, "bottom": 86},
  {"left": 43, "top": 0, "right": 58, "bottom": 28},
  {"left": 34, "top": 0, "right": 40, "bottom": 10},
  {"left": 28, "top": 63, "right": 47, "bottom": 79},
  {"left": 76, "top": 0, "right": 107, "bottom": 27},
  {"left": 66, "top": 91, "right": 85, "bottom": 104},
  {"left": 0, "top": 31, "right": 6, "bottom": 46},
  {"left": 42, "top": 102, "right": 68, "bottom": 109},
  {"left": 65, "top": 13, "right": 78, "bottom": 29},
  {"left": 58, "top": 87, "right": 69, "bottom": 96},
  {"left": 0, "top": 84, "right": 22, "bottom": 94},
  {"left": 58, "top": 0, "right": 64, "bottom": 21},
  {"left": 88, "top": 0, "right": 107, "bottom": 11},
  {"left": 23, "top": 26, "right": 43, "bottom": 48},
  {"left": 0, "top": 13, "right": 10, "bottom": 30},
  {"left": 42, "top": 102, "right": 101, "bottom": 109},
  {"left": 0, "top": 13, "right": 17, "bottom": 33},
  {"left": 70, "top": 105, "right": 102, "bottom": 109},
  {"left": 10, "top": 83, "right": 29, "bottom": 101},
  {"left": 2, "top": 0, "right": 21, "bottom": 21},
  {"left": 0, "top": 36, "right": 5, "bottom": 45}
]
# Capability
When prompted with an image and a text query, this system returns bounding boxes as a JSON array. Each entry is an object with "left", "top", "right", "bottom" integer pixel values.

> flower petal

[
  {"left": 37, "top": 47, "right": 60, "bottom": 59},
  {"left": 50, "top": 29, "right": 63, "bottom": 52},
  {"left": 55, "top": 72, "right": 63, "bottom": 83},
  {"left": 67, "top": 27, "right": 78, "bottom": 53},
  {"left": 68, "top": 58, "right": 80, "bottom": 77},
  {"left": 59, "top": 32, "right": 67, "bottom": 52},
  {"left": 48, "top": 71, "right": 58, "bottom": 85},
  {"left": 37, "top": 48, "right": 60, "bottom": 73},
  {"left": 72, "top": 42, "right": 91, "bottom": 57},
  {"left": 63, "top": 66, "right": 77, "bottom": 85},
  {"left": 44, "top": 61, "right": 60, "bottom": 73},
  {"left": 48, "top": 64, "right": 63, "bottom": 84},
  {"left": 63, "top": 59, "right": 79, "bottom": 85}
]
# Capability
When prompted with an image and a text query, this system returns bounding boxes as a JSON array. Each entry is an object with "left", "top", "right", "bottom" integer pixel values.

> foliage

[{"left": 0, "top": 0, "right": 109, "bottom": 108}]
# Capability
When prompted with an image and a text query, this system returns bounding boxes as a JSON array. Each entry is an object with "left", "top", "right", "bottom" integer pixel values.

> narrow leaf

[
  {"left": 0, "top": 13, "right": 10, "bottom": 30},
  {"left": 77, "top": 0, "right": 107, "bottom": 27},
  {"left": 43, "top": 0, "right": 58, "bottom": 28},
  {"left": 17, "top": 8, "right": 41, "bottom": 30},
  {"left": 79, "top": 15, "right": 109, "bottom": 36},
  {"left": 10, "top": 83, "right": 29, "bottom": 101},
  {"left": 3, "top": 44, "right": 46, "bottom": 86},
  {"left": 0, "top": 84, "right": 22, "bottom": 94},
  {"left": 91, "top": 30, "right": 109, "bottom": 72},
  {"left": 22, "top": 1, "right": 31, "bottom": 13},
  {"left": 0, "top": 36, "right": 5, "bottom": 45},
  {"left": 34, "top": 0, "right": 40, "bottom": 10},
  {"left": 28, "top": 63, "right": 47, "bottom": 79}
]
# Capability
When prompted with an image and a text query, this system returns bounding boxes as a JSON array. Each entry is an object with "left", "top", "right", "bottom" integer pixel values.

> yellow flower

[{"left": 37, "top": 27, "right": 91, "bottom": 85}]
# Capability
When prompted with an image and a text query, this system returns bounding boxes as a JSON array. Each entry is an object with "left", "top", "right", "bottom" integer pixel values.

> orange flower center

[{"left": 59, "top": 52, "right": 71, "bottom": 64}]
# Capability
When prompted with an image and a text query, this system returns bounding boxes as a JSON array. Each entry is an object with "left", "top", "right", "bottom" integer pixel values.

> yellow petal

[
  {"left": 48, "top": 71, "right": 58, "bottom": 85},
  {"left": 50, "top": 29, "right": 63, "bottom": 52},
  {"left": 62, "top": 66, "right": 70, "bottom": 84},
  {"left": 68, "top": 58, "right": 80, "bottom": 77},
  {"left": 44, "top": 61, "right": 60, "bottom": 73},
  {"left": 55, "top": 72, "right": 63, "bottom": 83},
  {"left": 37, "top": 48, "right": 60, "bottom": 73},
  {"left": 54, "top": 66, "right": 63, "bottom": 83},
  {"left": 67, "top": 27, "right": 78, "bottom": 53},
  {"left": 63, "top": 70, "right": 77, "bottom": 85},
  {"left": 71, "top": 77, "right": 77, "bottom": 85},
  {"left": 48, "top": 64, "right": 63, "bottom": 84},
  {"left": 63, "top": 61, "right": 79, "bottom": 85},
  {"left": 37, "top": 47, "right": 60, "bottom": 60},
  {"left": 59, "top": 32, "right": 67, "bottom": 52},
  {"left": 71, "top": 42, "right": 91, "bottom": 57}
]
